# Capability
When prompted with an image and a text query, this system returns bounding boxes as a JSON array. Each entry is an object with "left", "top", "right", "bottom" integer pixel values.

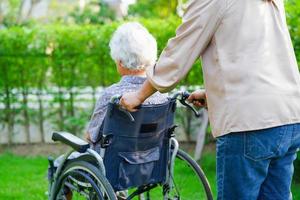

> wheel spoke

[
  {"left": 52, "top": 161, "right": 116, "bottom": 200},
  {"left": 127, "top": 149, "right": 212, "bottom": 200}
]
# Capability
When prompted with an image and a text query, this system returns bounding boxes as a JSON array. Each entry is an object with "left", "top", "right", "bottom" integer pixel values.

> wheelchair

[{"left": 48, "top": 92, "right": 213, "bottom": 200}]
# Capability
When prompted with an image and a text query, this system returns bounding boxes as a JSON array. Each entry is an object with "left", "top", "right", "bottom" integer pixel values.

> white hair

[{"left": 109, "top": 22, "right": 157, "bottom": 70}]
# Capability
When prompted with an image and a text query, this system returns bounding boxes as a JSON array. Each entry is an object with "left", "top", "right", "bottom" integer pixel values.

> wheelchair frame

[
  {"left": 48, "top": 91, "right": 211, "bottom": 200},
  {"left": 49, "top": 138, "right": 179, "bottom": 200}
]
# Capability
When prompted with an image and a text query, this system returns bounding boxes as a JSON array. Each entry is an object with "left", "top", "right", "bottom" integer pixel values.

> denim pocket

[
  {"left": 118, "top": 147, "right": 160, "bottom": 188},
  {"left": 244, "top": 126, "right": 286, "bottom": 161}
]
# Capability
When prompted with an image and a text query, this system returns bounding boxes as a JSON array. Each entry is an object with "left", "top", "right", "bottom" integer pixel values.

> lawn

[{"left": 0, "top": 152, "right": 299, "bottom": 199}]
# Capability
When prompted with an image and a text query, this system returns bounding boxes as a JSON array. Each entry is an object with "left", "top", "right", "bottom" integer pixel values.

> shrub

[
  {"left": 285, "top": 0, "right": 300, "bottom": 183},
  {"left": 0, "top": 16, "right": 203, "bottom": 90},
  {"left": 286, "top": 0, "right": 300, "bottom": 66},
  {"left": 0, "top": 17, "right": 204, "bottom": 139}
]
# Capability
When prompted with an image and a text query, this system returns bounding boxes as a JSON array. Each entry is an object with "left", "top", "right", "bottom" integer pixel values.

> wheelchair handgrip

[
  {"left": 178, "top": 91, "right": 203, "bottom": 118},
  {"left": 110, "top": 95, "right": 136, "bottom": 122},
  {"left": 182, "top": 91, "right": 206, "bottom": 106},
  {"left": 110, "top": 95, "right": 141, "bottom": 109}
]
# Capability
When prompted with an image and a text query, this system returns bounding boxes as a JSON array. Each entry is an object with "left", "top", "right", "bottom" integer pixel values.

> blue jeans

[{"left": 216, "top": 123, "right": 300, "bottom": 200}]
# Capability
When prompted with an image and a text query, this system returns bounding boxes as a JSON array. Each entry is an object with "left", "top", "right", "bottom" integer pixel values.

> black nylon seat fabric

[{"left": 102, "top": 99, "right": 176, "bottom": 191}]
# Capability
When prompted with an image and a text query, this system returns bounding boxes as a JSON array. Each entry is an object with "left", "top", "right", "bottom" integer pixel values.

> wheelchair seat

[{"left": 52, "top": 131, "right": 90, "bottom": 153}]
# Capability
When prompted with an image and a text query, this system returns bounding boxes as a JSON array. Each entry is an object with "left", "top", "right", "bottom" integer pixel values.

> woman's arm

[{"left": 86, "top": 91, "right": 110, "bottom": 143}]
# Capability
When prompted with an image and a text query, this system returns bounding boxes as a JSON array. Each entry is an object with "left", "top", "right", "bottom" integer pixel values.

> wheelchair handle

[
  {"left": 110, "top": 91, "right": 203, "bottom": 121},
  {"left": 110, "top": 95, "right": 136, "bottom": 122},
  {"left": 110, "top": 95, "right": 142, "bottom": 109},
  {"left": 172, "top": 91, "right": 204, "bottom": 118}
]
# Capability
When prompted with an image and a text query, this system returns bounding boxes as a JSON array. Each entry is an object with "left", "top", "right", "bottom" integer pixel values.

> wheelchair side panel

[{"left": 103, "top": 130, "right": 170, "bottom": 191}]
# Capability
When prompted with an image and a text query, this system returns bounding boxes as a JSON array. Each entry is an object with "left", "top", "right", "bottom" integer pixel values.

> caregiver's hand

[
  {"left": 120, "top": 92, "right": 143, "bottom": 112},
  {"left": 187, "top": 90, "right": 207, "bottom": 108},
  {"left": 120, "top": 80, "right": 158, "bottom": 112}
]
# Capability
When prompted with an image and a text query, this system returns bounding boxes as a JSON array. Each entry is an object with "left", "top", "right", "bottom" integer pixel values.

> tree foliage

[
  {"left": 286, "top": 0, "right": 300, "bottom": 65},
  {"left": 69, "top": 2, "right": 116, "bottom": 25},
  {"left": 285, "top": 0, "right": 300, "bottom": 182}
]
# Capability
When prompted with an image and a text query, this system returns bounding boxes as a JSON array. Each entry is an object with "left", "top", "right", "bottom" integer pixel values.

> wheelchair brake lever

[
  {"left": 180, "top": 99, "right": 201, "bottom": 118},
  {"left": 180, "top": 92, "right": 201, "bottom": 118}
]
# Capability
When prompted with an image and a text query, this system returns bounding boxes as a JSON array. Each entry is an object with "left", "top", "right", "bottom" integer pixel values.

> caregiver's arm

[{"left": 121, "top": 0, "right": 227, "bottom": 111}]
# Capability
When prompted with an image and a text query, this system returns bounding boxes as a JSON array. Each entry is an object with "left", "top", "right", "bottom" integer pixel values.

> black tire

[
  {"left": 52, "top": 161, "right": 116, "bottom": 200},
  {"left": 131, "top": 149, "right": 213, "bottom": 200}
]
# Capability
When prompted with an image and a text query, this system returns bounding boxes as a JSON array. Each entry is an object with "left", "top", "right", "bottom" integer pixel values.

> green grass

[
  {"left": 0, "top": 153, "right": 48, "bottom": 200},
  {"left": 0, "top": 152, "right": 299, "bottom": 199}
]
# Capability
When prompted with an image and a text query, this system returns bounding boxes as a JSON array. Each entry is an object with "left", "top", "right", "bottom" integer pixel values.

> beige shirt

[{"left": 146, "top": 0, "right": 300, "bottom": 137}]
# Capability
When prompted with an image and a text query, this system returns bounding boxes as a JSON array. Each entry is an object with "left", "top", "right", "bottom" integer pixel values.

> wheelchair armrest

[{"left": 52, "top": 131, "right": 90, "bottom": 153}]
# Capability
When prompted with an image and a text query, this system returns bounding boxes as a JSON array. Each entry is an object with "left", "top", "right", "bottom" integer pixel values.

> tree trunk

[
  {"left": 69, "top": 89, "right": 76, "bottom": 133},
  {"left": 3, "top": 64, "right": 14, "bottom": 145},
  {"left": 58, "top": 87, "right": 64, "bottom": 130},
  {"left": 17, "top": 0, "right": 26, "bottom": 24},
  {"left": 22, "top": 88, "right": 30, "bottom": 144},
  {"left": 68, "top": 64, "right": 76, "bottom": 133},
  {"left": 4, "top": 84, "right": 13, "bottom": 145},
  {"left": 37, "top": 89, "right": 45, "bottom": 143},
  {"left": 185, "top": 109, "right": 192, "bottom": 142},
  {"left": 19, "top": 64, "right": 30, "bottom": 144},
  {"left": 57, "top": 60, "right": 65, "bottom": 131},
  {"left": 69, "top": 90, "right": 75, "bottom": 117},
  {"left": 179, "top": 108, "right": 192, "bottom": 142},
  {"left": 69, "top": 64, "right": 75, "bottom": 118},
  {"left": 194, "top": 109, "right": 209, "bottom": 161},
  {"left": 92, "top": 87, "right": 97, "bottom": 108},
  {"left": 17, "top": 0, "right": 43, "bottom": 24}
]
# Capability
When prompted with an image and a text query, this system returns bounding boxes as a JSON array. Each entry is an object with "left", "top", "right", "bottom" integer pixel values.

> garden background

[{"left": 0, "top": 0, "right": 299, "bottom": 199}]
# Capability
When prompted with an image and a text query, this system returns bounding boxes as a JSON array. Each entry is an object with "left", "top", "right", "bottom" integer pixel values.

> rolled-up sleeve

[{"left": 146, "top": 0, "right": 227, "bottom": 92}]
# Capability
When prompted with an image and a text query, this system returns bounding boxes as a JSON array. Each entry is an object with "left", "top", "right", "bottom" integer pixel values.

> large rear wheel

[
  {"left": 128, "top": 149, "right": 213, "bottom": 200},
  {"left": 52, "top": 161, "right": 116, "bottom": 200}
]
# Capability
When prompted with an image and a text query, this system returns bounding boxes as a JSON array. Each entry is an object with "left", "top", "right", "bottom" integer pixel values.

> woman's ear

[
  {"left": 117, "top": 60, "right": 124, "bottom": 68},
  {"left": 117, "top": 60, "right": 126, "bottom": 75}
]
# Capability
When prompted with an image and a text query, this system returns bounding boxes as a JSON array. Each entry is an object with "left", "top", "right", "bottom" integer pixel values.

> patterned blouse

[{"left": 87, "top": 75, "right": 168, "bottom": 143}]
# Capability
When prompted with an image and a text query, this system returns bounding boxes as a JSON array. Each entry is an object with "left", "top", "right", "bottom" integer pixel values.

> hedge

[
  {"left": 0, "top": 17, "right": 204, "bottom": 91},
  {"left": 0, "top": 17, "right": 204, "bottom": 144},
  {"left": 0, "top": 10, "right": 299, "bottom": 91},
  {"left": 1, "top": 10, "right": 299, "bottom": 90}
]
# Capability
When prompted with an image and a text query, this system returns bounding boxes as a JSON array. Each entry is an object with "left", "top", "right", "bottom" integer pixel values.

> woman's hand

[
  {"left": 187, "top": 90, "right": 207, "bottom": 108},
  {"left": 120, "top": 92, "right": 143, "bottom": 112}
]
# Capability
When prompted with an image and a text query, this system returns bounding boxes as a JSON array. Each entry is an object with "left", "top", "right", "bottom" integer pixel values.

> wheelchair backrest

[
  {"left": 102, "top": 98, "right": 176, "bottom": 138},
  {"left": 101, "top": 98, "right": 177, "bottom": 191}
]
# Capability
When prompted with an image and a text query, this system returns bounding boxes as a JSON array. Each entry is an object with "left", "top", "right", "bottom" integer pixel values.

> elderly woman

[
  {"left": 53, "top": 22, "right": 167, "bottom": 200},
  {"left": 86, "top": 22, "right": 168, "bottom": 148}
]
